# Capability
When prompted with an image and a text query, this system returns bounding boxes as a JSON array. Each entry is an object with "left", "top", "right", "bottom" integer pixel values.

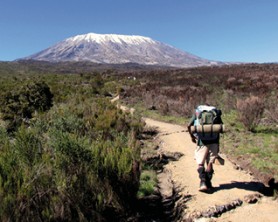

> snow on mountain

[
  {"left": 21, "top": 33, "right": 221, "bottom": 67},
  {"left": 70, "top": 33, "right": 156, "bottom": 45}
]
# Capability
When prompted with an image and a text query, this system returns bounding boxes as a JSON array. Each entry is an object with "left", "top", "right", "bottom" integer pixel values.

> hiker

[{"left": 187, "top": 105, "right": 224, "bottom": 192}]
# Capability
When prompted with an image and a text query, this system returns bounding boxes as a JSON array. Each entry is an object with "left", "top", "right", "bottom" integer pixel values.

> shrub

[
  {"left": 236, "top": 95, "right": 265, "bottom": 131},
  {"left": 24, "top": 81, "right": 53, "bottom": 112},
  {"left": 264, "top": 94, "right": 278, "bottom": 125},
  {"left": 0, "top": 67, "right": 143, "bottom": 221},
  {"left": 0, "top": 81, "right": 53, "bottom": 132}
]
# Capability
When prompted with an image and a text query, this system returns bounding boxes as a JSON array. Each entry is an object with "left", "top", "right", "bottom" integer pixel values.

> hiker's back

[{"left": 193, "top": 105, "right": 223, "bottom": 142}]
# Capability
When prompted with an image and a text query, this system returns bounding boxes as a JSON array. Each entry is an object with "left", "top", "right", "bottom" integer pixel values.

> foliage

[
  {"left": 0, "top": 68, "right": 143, "bottom": 221},
  {"left": 120, "top": 64, "right": 278, "bottom": 120},
  {"left": 137, "top": 170, "right": 158, "bottom": 198},
  {"left": 221, "top": 109, "right": 278, "bottom": 181},
  {"left": 264, "top": 93, "right": 278, "bottom": 125},
  {"left": 236, "top": 95, "right": 265, "bottom": 131},
  {"left": 0, "top": 81, "right": 53, "bottom": 132}
]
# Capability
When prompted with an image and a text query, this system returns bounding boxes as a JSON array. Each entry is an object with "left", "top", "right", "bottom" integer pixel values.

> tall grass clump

[{"left": 137, "top": 170, "right": 158, "bottom": 198}]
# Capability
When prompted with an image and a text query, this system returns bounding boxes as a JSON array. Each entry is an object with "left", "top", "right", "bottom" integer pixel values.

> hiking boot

[
  {"left": 198, "top": 166, "right": 208, "bottom": 192},
  {"left": 205, "top": 170, "right": 214, "bottom": 189},
  {"left": 206, "top": 179, "right": 212, "bottom": 189},
  {"left": 199, "top": 180, "right": 208, "bottom": 192}
]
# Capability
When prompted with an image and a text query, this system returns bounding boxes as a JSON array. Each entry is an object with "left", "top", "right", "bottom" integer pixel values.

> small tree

[
  {"left": 236, "top": 95, "right": 265, "bottom": 131},
  {"left": 0, "top": 81, "right": 53, "bottom": 131},
  {"left": 24, "top": 81, "right": 54, "bottom": 112}
]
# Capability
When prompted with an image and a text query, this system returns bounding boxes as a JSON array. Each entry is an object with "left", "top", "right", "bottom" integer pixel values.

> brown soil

[
  {"left": 226, "top": 154, "right": 274, "bottom": 186},
  {"left": 144, "top": 118, "right": 278, "bottom": 222}
]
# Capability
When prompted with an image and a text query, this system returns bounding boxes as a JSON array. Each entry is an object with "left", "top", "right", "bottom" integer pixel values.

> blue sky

[{"left": 1, "top": 0, "right": 278, "bottom": 63}]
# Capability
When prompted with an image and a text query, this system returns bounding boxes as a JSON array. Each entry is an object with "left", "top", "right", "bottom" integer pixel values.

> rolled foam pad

[{"left": 190, "top": 124, "right": 225, "bottom": 133}]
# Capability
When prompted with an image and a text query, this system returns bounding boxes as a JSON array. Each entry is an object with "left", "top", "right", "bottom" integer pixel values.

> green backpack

[{"left": 194, "top": 105, "right": 222, "bottom": 141}]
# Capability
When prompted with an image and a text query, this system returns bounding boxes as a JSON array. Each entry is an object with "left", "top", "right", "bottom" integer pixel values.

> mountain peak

[
  {"left": 21, "top": 33, "right": 221, "bottom": 67},
  {"left": 68, "top": 33, "right": 156, "bottom": 45}
]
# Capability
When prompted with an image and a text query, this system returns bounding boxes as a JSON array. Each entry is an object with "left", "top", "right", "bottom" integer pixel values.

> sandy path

[{"left": 144, "top": 118, "right": 278, "bottom": 222}]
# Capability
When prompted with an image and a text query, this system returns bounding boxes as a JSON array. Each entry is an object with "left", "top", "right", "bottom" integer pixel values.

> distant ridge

[{"left": 21, "top": 33, "right": 222, "bottom": 68}]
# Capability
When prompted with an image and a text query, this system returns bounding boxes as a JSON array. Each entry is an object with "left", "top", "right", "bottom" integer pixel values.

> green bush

[{"left": 0, "top": 81, "right": 53, "bottom": 132}]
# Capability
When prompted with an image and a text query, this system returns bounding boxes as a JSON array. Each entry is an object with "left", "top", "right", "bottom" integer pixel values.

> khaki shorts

[{"left": 194, "top": 143, "right": 219, "bottom": 165}]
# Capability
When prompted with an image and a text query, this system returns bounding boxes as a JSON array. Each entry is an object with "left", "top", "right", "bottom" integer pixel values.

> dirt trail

[{"left": 144, "top": 118, "right": 278, "bottom": 222}]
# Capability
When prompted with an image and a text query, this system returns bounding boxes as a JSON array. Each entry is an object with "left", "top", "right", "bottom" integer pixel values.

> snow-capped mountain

[{"left": 22, "top": 33, "right": 220, "bottom": 67}]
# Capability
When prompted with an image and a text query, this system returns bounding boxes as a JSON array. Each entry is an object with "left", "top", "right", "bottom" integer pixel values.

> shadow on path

[{"left": 213, "top": 181, "right": 275, "bottom": 196}]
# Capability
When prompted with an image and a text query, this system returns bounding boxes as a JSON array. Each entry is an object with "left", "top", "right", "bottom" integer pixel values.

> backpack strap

[
  {"left": 210, "top": 123, "right": 213, "bottom": 137},
  {"left": 202, "top": 123, "right": 205, "bottom": 137},
  {"left": 210, "top": 110, "right": 216, "bottom": 137}
]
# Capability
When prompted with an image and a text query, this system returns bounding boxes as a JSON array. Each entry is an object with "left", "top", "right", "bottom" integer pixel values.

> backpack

[{"left": 193, "top": 105, "right": 222, "bottom": 141}]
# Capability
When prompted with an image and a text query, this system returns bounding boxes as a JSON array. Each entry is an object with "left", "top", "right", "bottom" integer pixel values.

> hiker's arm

[
  {"left": 187, "top": 116, "right": 196, "bottom": 143},
  {"left": 188, "top": 125, "right": 196, "bottom": 143}
]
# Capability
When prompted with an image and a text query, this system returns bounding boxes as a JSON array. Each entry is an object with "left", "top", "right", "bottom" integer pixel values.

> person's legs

[
  {"left": 205, "top": 169, "right": 214, "bottom": 188},
  {"left": 205, "top": 143, "right": 219, "bottom": 189},
  {"left": 195, "top": 146, "right": 209, "bottom": 191},
  {"left": 206, "top": 161, "right": 213, "bottom": 172},
  {"left": 197, "top": 164, "right": 207, "bottom": 191},
  {"left": 194, "top": 145, "right": 208, "bottom": 166}
]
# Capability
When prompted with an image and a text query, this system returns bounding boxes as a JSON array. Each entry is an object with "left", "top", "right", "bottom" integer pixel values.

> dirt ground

[{"left": 144, "top": 118, "right": 278, "bottom": 222}]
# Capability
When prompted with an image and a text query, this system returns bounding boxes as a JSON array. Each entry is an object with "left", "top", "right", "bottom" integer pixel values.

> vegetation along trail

[{"left": 143, "top": 118, "right": 278, "bottom": 222}]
